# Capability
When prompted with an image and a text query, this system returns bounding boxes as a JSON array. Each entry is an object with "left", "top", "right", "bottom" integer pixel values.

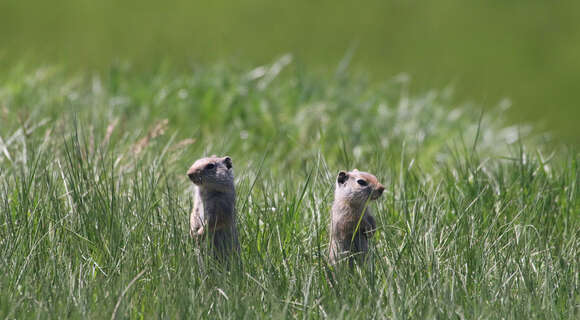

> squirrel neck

[
  {"left": 332, "top": 197, "right": 368, "bottom": 217},
  {"left": 199, "top": 184, "right": 235, "bottom": 197}
]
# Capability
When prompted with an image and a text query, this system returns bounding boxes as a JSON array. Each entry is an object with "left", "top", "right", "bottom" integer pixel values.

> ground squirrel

[
  {"left": 187, "top": 155, "right": 240, "bottom": 259},
  {"left": 329, "top": 169, "right": 384, "bottom": 265}
]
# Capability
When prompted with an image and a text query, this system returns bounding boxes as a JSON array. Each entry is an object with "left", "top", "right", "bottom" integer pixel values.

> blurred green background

[{"left": 1, "top": 0, "right": 579, "bottom": 142}]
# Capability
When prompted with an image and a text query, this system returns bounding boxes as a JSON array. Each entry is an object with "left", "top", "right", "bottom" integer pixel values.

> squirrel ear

[
  {"left": 223, "top": 156, "right": 233, "bottom": 169},
  {"left": 337, "top": 171, "right": 348, "bottom": 184}
]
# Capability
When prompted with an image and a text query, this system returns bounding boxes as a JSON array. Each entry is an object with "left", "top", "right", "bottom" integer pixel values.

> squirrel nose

[
  {"left": 187, "top": 168, "right": 199, "bottom": 183},
  {"left": 376, "top": 185, "right": 385, "bottom": 196}
]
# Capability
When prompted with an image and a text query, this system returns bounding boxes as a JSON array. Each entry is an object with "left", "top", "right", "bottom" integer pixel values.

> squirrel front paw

[{"left": 190, "top": 225, "right": 205, "bottom": 238}]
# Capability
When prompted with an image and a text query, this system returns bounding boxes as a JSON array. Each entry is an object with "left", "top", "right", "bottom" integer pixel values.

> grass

[{"left": 0, "top": 57, "right": 578, "bottom": 319}]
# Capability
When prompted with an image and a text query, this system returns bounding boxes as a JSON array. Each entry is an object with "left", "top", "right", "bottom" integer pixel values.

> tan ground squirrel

[
  {"left": 187, "top": 155, "right": 240, "bottom": 259},
  {"left": 329, "top": 169, "right": 384, "bottom": 265}
]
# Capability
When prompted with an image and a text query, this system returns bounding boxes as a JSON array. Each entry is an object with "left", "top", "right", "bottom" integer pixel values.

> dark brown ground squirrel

[
  {"left": 187, "top": 155, "right": 240, "bottom": 259},
  {"left": 329, "top": 169, "right": 384, "bottom": 265}
]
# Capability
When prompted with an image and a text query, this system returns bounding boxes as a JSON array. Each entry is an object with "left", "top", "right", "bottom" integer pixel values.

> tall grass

[{"left": 0, "top": 59, "right": 578, "bottom": 318}]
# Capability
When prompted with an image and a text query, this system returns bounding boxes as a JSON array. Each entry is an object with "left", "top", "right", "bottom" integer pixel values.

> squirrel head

[
  {"left": 335, "top": 169, "right": 385, "bottom": 206},
  {"left": 187, "top": 155, "right": 234, "bottom": 191}
]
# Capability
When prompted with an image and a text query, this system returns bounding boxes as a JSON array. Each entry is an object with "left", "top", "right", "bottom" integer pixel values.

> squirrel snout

[
  {"left": 377, "top": 184, "right": 385, "bottom": 195},
  {"left": 376, "top": 185, "right": 385, "bottom": 196},
  {"left": 370, "top": 184, "right": 385, "bottom": 200},
  {"left": 187, "top": 168, "right": 201, "bottom": 184}
]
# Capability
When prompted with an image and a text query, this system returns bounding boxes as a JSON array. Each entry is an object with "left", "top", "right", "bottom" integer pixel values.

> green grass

[{"left": 0, "top": 59, "right": 578, "bottom": 319}]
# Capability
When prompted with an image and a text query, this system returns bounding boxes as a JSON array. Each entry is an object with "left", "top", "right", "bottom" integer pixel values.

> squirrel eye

[
  {"left": 205, "top": 163, "right": 215, "bottom": 170},
  {"left": 357, "top": 179, "right": 368, "bottom": 186}
]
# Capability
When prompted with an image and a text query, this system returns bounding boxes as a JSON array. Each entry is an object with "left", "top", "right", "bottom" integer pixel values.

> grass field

[{"left": 1, "top": 59, "right": 578, "bottom": 319}]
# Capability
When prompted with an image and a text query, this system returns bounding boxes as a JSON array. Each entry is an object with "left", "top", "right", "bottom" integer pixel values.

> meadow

[{"left": 0, "top": 59, "right": 578, "bottom": 318}]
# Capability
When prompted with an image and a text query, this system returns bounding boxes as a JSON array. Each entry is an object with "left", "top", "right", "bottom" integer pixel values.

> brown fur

[
  {"left": 329, "top": 169, "right": 384, "bottom": 266},
  {"left": 187, "top": 155, "right": 239, "bottom": 260}
]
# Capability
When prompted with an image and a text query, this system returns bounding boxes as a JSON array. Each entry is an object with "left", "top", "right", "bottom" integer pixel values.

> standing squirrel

[
  {"left": 187, "top": 155, "right": 240, "bottom": 259},
  {"left": 329, "top": 169, "right": 384, "bottom": 265}
]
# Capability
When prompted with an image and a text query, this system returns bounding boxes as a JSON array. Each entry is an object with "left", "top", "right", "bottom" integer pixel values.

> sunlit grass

[{"left": 0, "top": 60, "right": 578, "bottom": 318}]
